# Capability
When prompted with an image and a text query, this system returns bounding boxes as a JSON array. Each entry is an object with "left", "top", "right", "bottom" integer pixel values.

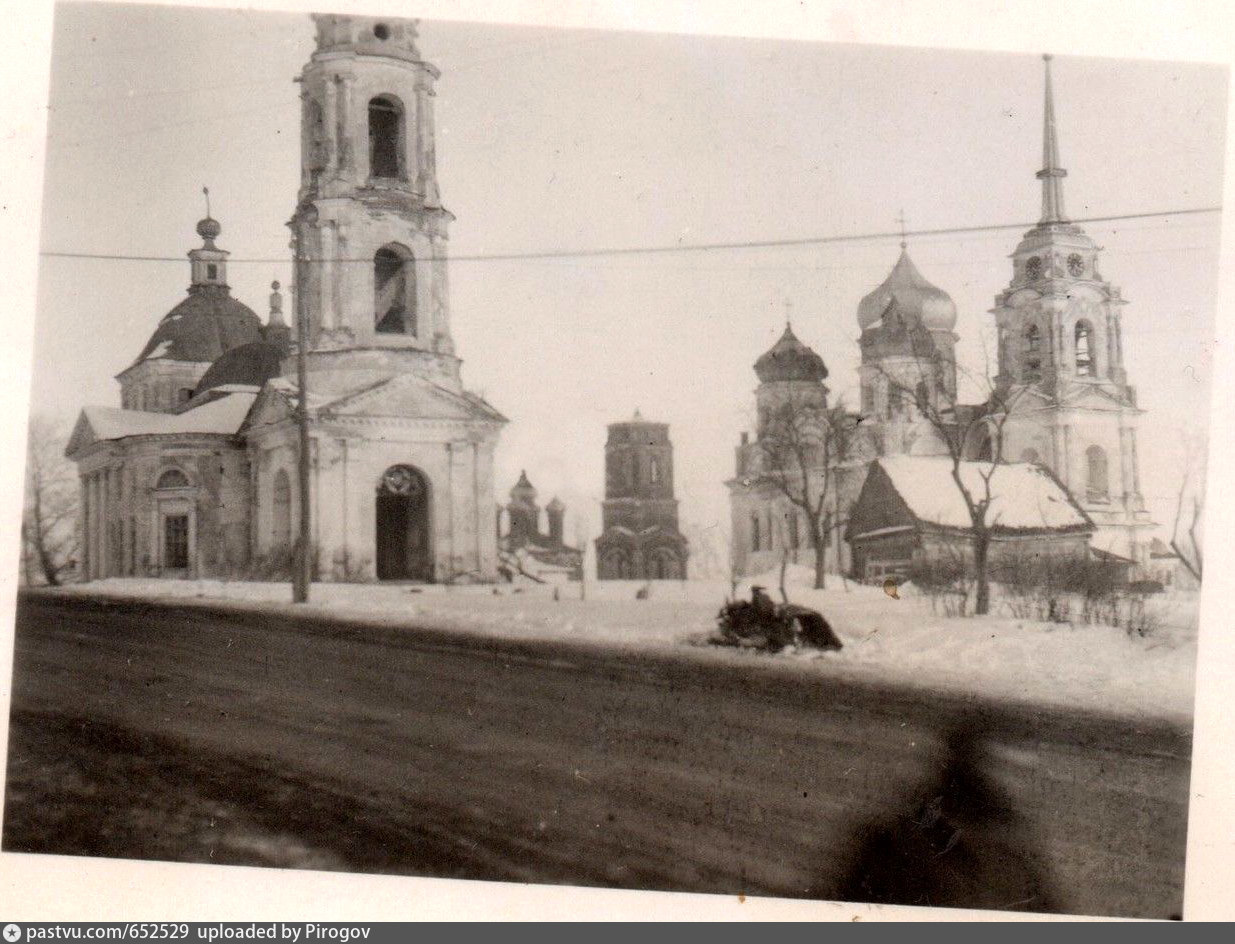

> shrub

[{"left": 909, "top": 551, "right": 971, "bottom": 618}]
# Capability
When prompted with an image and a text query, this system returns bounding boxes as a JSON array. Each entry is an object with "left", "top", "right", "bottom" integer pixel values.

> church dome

[
  {"left": 196, "top": 215, "right": 222, "bottom": 244},
  {"left": 193, "top": 337, "right": 289, "bottom": 397},
  {"left": 754, "top": 324, "right": 828, "bottom": 384},
  {"left": 127, "top": 286, "right": 264, "bottom": 371},
  {"left": 857, "top": 248, "right": 957, "bottom": 332}
]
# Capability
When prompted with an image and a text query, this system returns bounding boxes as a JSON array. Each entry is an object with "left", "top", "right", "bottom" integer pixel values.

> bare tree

[
  {"left": 1170, "top": 432, "right": 1205, "bottom": 583},
  {"left": 23, "top": 415, "right": 80, "bottom": 587},
  {"left": 876, "top": 343, "right": 1026, "bottom": 616},
  {"left": 754, "top": 387, "right": 851, "bottom": 590}
]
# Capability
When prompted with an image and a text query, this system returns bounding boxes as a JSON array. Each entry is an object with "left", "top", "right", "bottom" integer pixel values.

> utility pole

[{"left": 292, "top": 227, "right": 312, "bottom": 603}]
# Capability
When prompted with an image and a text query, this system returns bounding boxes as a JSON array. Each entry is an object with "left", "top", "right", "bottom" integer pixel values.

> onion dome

[
  {"left": 546, "top": 496, "right": 566, "bottom": 513},
  {"left": 196, "top": 215, "right": 222, "bottom": 246},
  {"left": 754, "top": 324, "right": 828, "bottom": 384},
  {"left": 857, "top": 248, "right": 957, "bottom": 332}
]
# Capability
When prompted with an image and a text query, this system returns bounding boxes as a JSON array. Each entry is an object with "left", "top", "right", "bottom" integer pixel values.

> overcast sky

[{"left": 32, "top": 1, "right": 1228, "bottom": 548}]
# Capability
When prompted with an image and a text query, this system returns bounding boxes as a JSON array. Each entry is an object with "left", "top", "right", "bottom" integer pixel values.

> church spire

[{"left": 1036, "top": 54, "right": 1068, "bottom": 224}]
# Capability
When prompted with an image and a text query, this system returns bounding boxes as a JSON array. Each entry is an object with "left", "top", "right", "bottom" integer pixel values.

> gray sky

[{"left": 32, "top": 1, "right": 1228, "bottom": 544}]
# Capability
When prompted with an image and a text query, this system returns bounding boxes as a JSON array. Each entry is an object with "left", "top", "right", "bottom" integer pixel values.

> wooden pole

[{"left": 293, "top": 230, "right": 312, "bottom": 603}]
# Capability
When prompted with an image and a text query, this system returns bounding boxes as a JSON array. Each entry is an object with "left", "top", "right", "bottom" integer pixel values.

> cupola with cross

[{"left": 856, "top": 216, "right": 958, "bottom": 453}]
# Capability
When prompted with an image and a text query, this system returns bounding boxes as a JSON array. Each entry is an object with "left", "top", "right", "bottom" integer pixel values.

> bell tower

[
  {"left": 991, "top": 55, "right": 1152, "bottom": 563},
  {"left": 289, "top": 13, "right": 457, "bottom": 385}
]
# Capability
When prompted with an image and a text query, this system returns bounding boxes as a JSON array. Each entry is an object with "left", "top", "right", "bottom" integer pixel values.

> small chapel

[
  {"left": 728, "top": 55, "right": 1154, "bottom": 581},
  {"left": 66, "top": 14, "right": 506, "bottom": 583}
]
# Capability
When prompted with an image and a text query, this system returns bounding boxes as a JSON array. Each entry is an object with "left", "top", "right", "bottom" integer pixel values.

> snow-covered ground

[{"left": 57, "top": 566, "right": 1198, "bottom": 723}]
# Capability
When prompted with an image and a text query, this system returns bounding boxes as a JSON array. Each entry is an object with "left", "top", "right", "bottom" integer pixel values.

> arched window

[
  {"left": 1075, "top": 320, "right": 1095, "bottom": 376},
  {"left": 374, "top": 245, "right": 416, "bottom": 334},
  {"left": 861, "top": 383, "right": 875, "bottom": 415},
  {"left": 1021, "top": 447, "right": 1041, "bottom": 464},
  {"left": 1086, "top": 445, "right": 1109, "bottom": 501},
  {"left": 885, "top": 386, "right": 901, "bottom": 420},
  {"left": 368, "top": 95, "right": 404, "bottom": 179},
  {"left": 1023, "top": 324, "right": 1042, "bottom": 381},
  {"left": 650, "top": 456, "right": 661, "bottom": 485},
  {"left": 156, "top": 468, "right": 189, "bottom": 490},
  {"left": 751, "top": 512, "right": 761, "bottom": 552},
  {"left": 272, "top": 469, "right": 291, "bottom": 548}
]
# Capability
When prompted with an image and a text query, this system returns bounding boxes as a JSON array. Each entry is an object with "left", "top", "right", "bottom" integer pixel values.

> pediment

[
  {"left": 240, "top": 383, "right": 296, "bottom": 433},
  {"left": 1059, "top": 382, "right": 1130, "bottom": 410},
  {"left": 325, "top": 373, "right": 506, "bottom": 424},
  {"left": 65, "top": 410, "right": 99, "bottom": 458}
]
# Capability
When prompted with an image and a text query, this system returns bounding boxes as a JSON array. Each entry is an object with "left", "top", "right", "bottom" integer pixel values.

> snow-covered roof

[
  {"left": 876, "top": 455, "right": 1091, "bottom": 532},
  {"left": 75, "top": 391, "right": 257, "bottom": 445}
]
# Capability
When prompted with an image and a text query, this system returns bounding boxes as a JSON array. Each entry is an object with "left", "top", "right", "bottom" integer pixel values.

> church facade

[
  {"left": 729, "top": 56, "right": 1153, "bottom": 579},
  {"left": 66, "top": 14, "right": 505, "bottom": 584}
]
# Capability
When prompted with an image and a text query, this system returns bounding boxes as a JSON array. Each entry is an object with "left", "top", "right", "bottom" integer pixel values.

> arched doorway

[
  {"left": 376, "top": 464, "right": 432, "bottom": 581},
  {"left": 600, "top": 549, "right": 631, "bottom": 580},
  {"left": 650, "top": 547, "right": 683, "bottom": 580}
]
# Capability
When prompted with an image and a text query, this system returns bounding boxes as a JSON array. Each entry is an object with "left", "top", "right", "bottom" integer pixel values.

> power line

[{"left": 37, "top": 205, "right": 1223, "bottom": 265}]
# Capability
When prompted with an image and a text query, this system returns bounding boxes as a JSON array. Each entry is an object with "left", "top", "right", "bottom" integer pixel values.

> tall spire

[{"left": 1036, "top": 54, "right": 1068, "bottom": 224}]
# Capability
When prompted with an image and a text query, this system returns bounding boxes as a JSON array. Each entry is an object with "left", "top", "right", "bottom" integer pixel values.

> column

[
  {"left": 417, "top": 84, "right": 440, "bottom": 205},
  {"left": 430, "top": 235, "right": 451, "bottom": 349},
  {"left": 335, "top": 74, "right": 353, "bottom": 177},
  {"left": 473, "top": 441, "right": 483, "bottom": 574},
  {"left": 323, "top": 76, "right": 339, "bottom": 178},
  {"left": 1117, "top": 426, "right": 1134, "bottom": 503},
  {"left": 413, "top": 85, "right": 427, "bottom": 196},
  {"left": 445, "top": 441, "right": 456, "bottom": 575},
  {"left": 1130, "top": 427, "right": 1142, "bottom": 499},
  {"left": 320, "top": 222, "right": 336, "bottom": 330},
  {"left": 80, "top": 475, "right": 90, "bottom": 581},
  {"left": 1111, "top": 307, "right": 1121, "bottom": 378},
  {"left": 1052, "top": 424, "right": 1068, "bottom": 490},
  {"left": 299, "top": 91, "right": 312, "bottom": 191}
]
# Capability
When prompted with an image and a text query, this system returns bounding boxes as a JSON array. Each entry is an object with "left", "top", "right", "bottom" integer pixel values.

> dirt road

[{"left": 3, "top": 593, "right": 1190, "bottom": 917}]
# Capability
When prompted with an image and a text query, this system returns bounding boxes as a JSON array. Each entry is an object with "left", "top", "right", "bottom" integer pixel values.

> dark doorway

[
  {"left": 163, "top": 514, "right": 189, "bottom": 571},
  {"left": 376, "top": 465, "right": 432, "bottom": 581}
]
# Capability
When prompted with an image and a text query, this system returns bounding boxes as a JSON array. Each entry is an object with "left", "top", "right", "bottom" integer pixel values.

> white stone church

[
  {"left": 66, "top": 14, "right": 506, "bottom": 583},
  {"left": 729, "top": 56, "right": 1154, "bottom": 580}
]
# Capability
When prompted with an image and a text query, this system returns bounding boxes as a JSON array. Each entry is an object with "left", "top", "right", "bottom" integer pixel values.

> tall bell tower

[
  {"left": 991, "top": 55, "right": 1152, "bottom": 563},
  {"left": 289, "top": 13, "right": 457, "bottom": 386}
]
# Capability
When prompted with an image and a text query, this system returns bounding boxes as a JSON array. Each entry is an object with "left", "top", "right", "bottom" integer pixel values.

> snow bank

[{"left": 58, "top": 572, "right": 1197, "bottom": 723}]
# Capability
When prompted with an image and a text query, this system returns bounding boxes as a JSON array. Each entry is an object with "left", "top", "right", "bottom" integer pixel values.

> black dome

[
  {"left": 754, "top": 324, "right": 828, "bottom": 384},
  {"left": 128, "top": 285, "right": 264, "bottom": 369},
  {"left": 194, "top": 338, "right": 289, "bottom": 396}
]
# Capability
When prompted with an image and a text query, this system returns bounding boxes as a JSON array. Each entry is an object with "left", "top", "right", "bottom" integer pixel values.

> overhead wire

[{"left": 38, "top": 205, "right": 1222, "bottom": 265}]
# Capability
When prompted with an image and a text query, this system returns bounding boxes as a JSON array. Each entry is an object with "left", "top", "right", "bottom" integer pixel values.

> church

[
  {"left": 66, "top": 14, "right": 506, "bottom": 584},
  {"left": 729, "top": 56, "right": 1154, "bottom": 581}
]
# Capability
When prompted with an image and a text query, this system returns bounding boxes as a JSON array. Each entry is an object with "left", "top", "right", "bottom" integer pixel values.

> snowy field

[{"left": 57, "top": 567, "right": 1198, "bottom": 723}]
